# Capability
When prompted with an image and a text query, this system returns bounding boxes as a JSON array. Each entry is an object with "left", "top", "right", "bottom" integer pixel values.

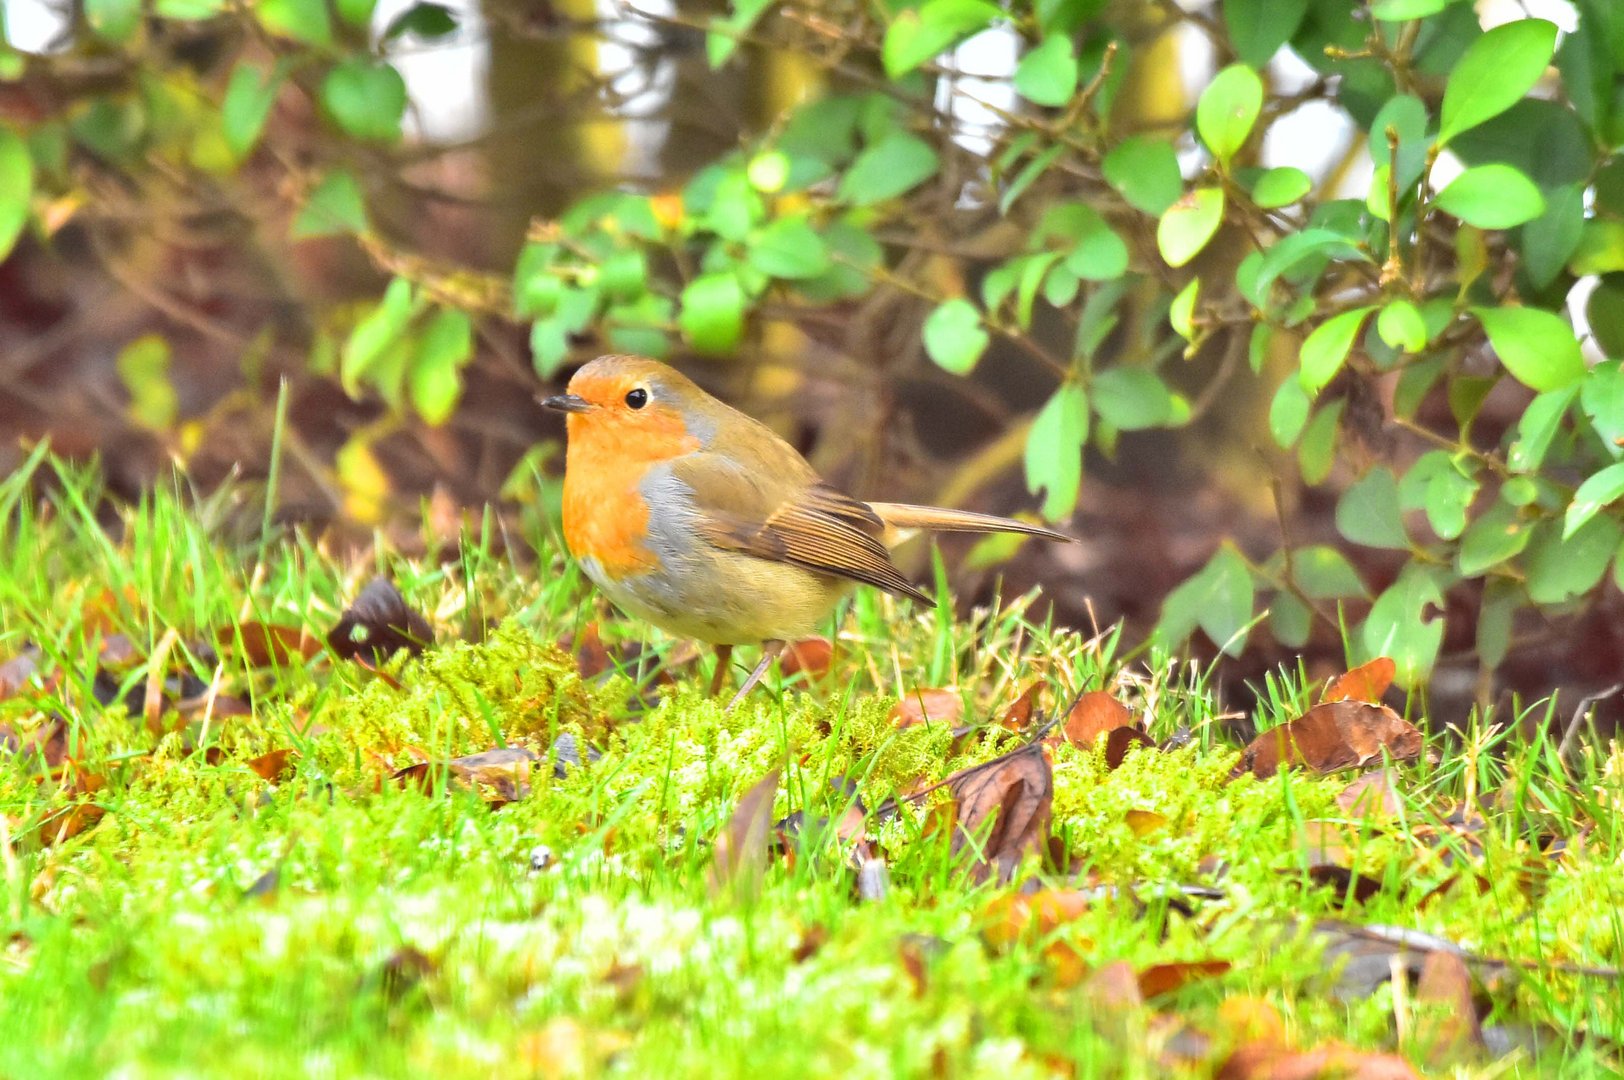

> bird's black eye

[{"left": 625, "top": 387, "right": 648, "bottom": 409}]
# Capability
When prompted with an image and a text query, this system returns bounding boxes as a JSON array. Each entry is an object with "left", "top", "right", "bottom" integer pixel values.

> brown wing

[{"left": 670, "top": 454, "right": 935, "bottom": 606}]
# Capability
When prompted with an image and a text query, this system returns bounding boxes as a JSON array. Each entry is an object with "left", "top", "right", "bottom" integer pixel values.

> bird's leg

[
  {"left": 708, "top": 644, "right": 734, "bottom": 697},
  {"left": 725, "top": 640, "right": 785, "bottom": 711}
]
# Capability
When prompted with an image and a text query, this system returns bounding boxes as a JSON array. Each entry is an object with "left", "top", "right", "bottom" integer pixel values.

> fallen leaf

[
  {"left": 1057, "top": 691, "right": 1134, "bottom": 747},
  {"left": 982, "top": 888, "right": 1091, "bottom": 949},
  {"left": 1322, "top": 657, "right": 1397, "bottom": 704},
  {"left": 1413, "top": 950, "right": 1483, "bottom": 1066},
  {"left": 1125, "top": 809, "right": 1168, "bottom": 836},
  {"left": 780, "top": 637, "right": 834, "bottom": 680},
  {"left": 1137, "top": 959, "right": 1231, "bottom": 998},
  {"left": 1336, "top": 769, "right": 1402, "bottom": 820},
  {"left": 710, "top": 769, "right": 781, "bottom": 897},
  {"left": 891, "top": 688, "right": 963, "bottom": 728},
  {"left": 792, "top": 925, "right": 828, "bottom": 963},
  {"left": 1217, "top": 1041, "right": 1421, "bottom": 1080},
  {"left": 1104, "top": 726, "right": 1156, "bottom": 769},
  {"left": 246, "top": 748, "right": 297, "bottom": 782},
  {"left": 1001, "top": 682, "right": 1044, "bottom": 730},
  {"left": 897, "top": 933, "right": 947, "bottom": 997},
  {"left": 393, "top": 747, "right": 539, "bottom": 805},
  {"left": 219, "top": 623, "right": 322, "bottom": 668},
  {"left": 1082, "top": 959, "right": 1143, "bottom": 1017},
  {"left": 947, "top": 742, "right": 1052, "bottom": 882},
  {"left": 565, "top": 623, "right": 611, "bottom": 679},
  {"left": 1303, "top": 865, "right": 1384, "bottom": 905},
  {"left": 327, "top": 578, "right": 433, "bottom": 663},
  {"left": 0, "top": 646, "right": 42, "bottom": 699},
  {"left": 1237, "top": 701, "right": 1422, "bottom": 779}
]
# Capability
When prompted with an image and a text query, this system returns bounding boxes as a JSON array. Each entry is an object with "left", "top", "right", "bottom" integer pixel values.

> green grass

[{"left": 1, "top": 452, "right": 1621, "bottom": 1078}]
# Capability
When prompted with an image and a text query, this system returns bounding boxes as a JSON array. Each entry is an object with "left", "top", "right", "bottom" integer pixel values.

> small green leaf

[
  {"left": 1297, "top": 399, "right": 1344, "bottom": 485},
  {"left": 154, "top": 0, "right": 220, "bottom": 19},
  {"left": 1525, "top": 516, "right": 1623, "bottom": 604},
  {"left": 383, "top": 1, "right": 457, "bottom": 39},
  {"left": 1472, "top": 306, "right": 1586, "bottom": 392},
  {"left": 1437, "top": 18, "right": 1559, "bottom": 147},
  {"left": 334, "top": 0, "right": 375, "bottom": 26},
  {"left": 1271, "top": 592, "right": 1312, "bottom": 648},
  {"left": 1093, "top": 368, "right": 1175, "bottom": 430},
  {"left": 1476, "top": 579, "right": 1517, "bottom": 669},
  {"left": 1581, "top": 360, "right": 1624, "bottom": 456},
  {"left": 1224, "top": 0, "right": 1307, "bottom": 67},
  {"left": 837, "top": 133, "right": 938, "bottom": 206},
  {"left": 408, "top": 309, "right": 473, "bottom": 425},
  {"left": 343, "top": 278, "right": 416, "bottom": 398},
  {"left": 705, "top": 0, "right": 772, "bottom": 68},
  {"left": 1250, "top": 167, "right": 1312, "bottom": 209},
  {"left": 116, "top": 335, "right": 179, "bottom": 431},
  {"left": 1564, "top": 461, "right": 1624, "bottom": 539},
  {"left": 84, "top": 0, "right": 140, "bottom": 42},
  {"left": 1298, "top": 306, "right": 1374, "bottom": 396},
  {"left": 1269, "top": 376, "right": 1311, "bottom": 447},
  {"left": 881, "top": 0, "right": 1000, "bottom": 78},
  {"left": 1014, "top": 36, "right": 1078, "bottom": 106},
  {"left": 0, "top": 130, "right": 32, "bottom": 262},
  {"left": 1196, "top": 65, "right": 1263, "bottom": 166},
  {"left": 1522, "top": 182, "right": 1585, "bottom": 288},
  {"left": 1371, "top": 0, "right": 1451, "bottom": 20},
  {"left": 923, "top": 298, "right": 990, "bottom": 375},
  {"left": 1457, "top": 499, "right": 1529, "bottom": 576},
  {"left": 599, "top": 249, "right": 648, "bottom": 301},
  {"left": 1155, "top": 545, "right": 1255, "bottom": 656},
  {"left": 678, "top": 273, "right": 745, "bottom": 355},
  {"left": 748, "top": 216, "right": 830, "bottom": 280},
  {"left": 222, "top": 62, "right": 284, "bottom": 161},
  {"left": 322, "top": 59, "right": 407, "bottom": 142},
  {"left": 1508, "top": 385, "right": 1578, "bottom": 472},
  {"left": 1362, "top": 565, "right": 1445, "bottom": 689},
  {"left": 258, "top": 0, "right": 332, "bottom": 44},
  {"left": 1102, "top": 137, "right": 1182, "bottom": 216},
  {"left": 1059, "top": 212, "right": 1129, "bottom": 281},
  {"left": 291, "top": 169, "right": 369, "bottom": 239},
  {"left": 1169, "top": 277, "right": 1198, "bottom": 340},
  {"left": 530, "top": 318, "right": 570, "bottom": 377},
  {"left": 1252, "top": 228, "right": 1370, "bottom": 300},
  {"left": 1433, "top": 164, "right": 1545, "bottom": 228},
  {"left": 1337, "top": 467, "right": 1409, "bottom": 550},
  {"left": 1292, "top": 544, "right": 1366, "bottom": 599},
  {"left": 1376, "top": 300, "right": 1427, "bottom": 353},
  {"left": 1398, "top": 450, "right": 1478, "bottom": 540},
  {"left": 1025, "top": 382, "right": 1088, "bottom": 521},
  {"left": 1156, "top": 188, "right": 1225, "bottom": 268}
]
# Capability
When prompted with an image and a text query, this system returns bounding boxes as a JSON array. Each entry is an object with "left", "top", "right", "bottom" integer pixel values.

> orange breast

[{"left": 561, "top": 412, "right": 699, "bottom": 577}]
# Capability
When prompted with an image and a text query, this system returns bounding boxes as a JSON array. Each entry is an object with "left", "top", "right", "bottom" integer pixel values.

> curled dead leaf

[
  {"left": 1001, "top": 682, "right": 1044, "bottom": 730},
  {"left": 780, "top": 637, "right": 834, "bottom": 680},
  {"left": 891, "top": 688, "right": 964, "bottom": 729},
  {"left": 947, "top": 742, "right": 1052, "bottom": 882},
  {"left": 1137, "top": 959, "right": 1231, "bottom": 998},
  {"left": 1237, "top": 701, "right": 1422, "bottom": 779},
  {"left": 327, "top": 578, "right": 433, "bottom": 663},
  {"left": 710, "top": 769, "right": 781, "bottom": 897},
  {"left": 1321, "top": 657, "right": 1397, "bottom": 704},
  {"left": 1057, "top": 690, "right": 1135, "bottom": 747},
  {"left": 219, "top": 623, "right": 322, "bottom": 668}
]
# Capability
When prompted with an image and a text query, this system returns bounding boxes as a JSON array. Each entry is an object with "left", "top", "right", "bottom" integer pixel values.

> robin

[{"left": 543, "top": 355, "right": 1072, "bottom": 706}]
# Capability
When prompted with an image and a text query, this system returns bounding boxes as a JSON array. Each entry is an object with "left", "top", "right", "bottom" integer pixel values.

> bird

[{"left": 543, "top": 355, "right": 1073, "bottom": 707}]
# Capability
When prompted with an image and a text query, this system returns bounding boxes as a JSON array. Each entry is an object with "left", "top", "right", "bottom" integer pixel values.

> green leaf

[
  {"left": 1156, "top": 188, "right": 1224, "bottom": 268},
  {"left": 1054, "top": 208, "right": 1129, "bottom": 281},
  {"left": 1337, "top": 467, "right": 1409, "bottom": 549},
  {"left": 1252, "top": 228, "right": 1370, "bottom": 300},
  {"left": 706, "top": 0, "right": 772, "bottom": 68},
  {"left": 343, "top": 278, "right": 416, "bottom": 398},
  {"left": 1297, "top": 399, "right": 1344, "bottom": 485},
  {"left": 837, "top": 133, "right": 938, "bottom": 205},
  {"left": 408, "top": 309, "right": 473, "bottom": 425},
  {"left": 747, "top": 216, "right": 830, "bottom": 279},
  {"left": 222, "top": 62, "right": 284, "bottom": 161},
  {"left": 1472, "top": 306, "right": 1586, "bottom": 392},
  {"left": 1169, "top": 277, "right": 1198, "bottom": 340},
  {"left": 1437, "top": 18, "right": 1559, "bottom": 146},
  {"left": 1250, "top": 166, "right": 1312, "bottom": 209},
  {"left": 1370, "top": 0, "right": 1452, "bottom": 18},
  {"left": 1268, "top": 376, "right": 1311, "bottom": 447},
  {"left": 1155, "top": 545, "right": 1255, "bottom": 656},
  {"left": 1271, "top": 592, "right": 1312, "bottom": 648},
  {"left": 530, "top": 318, "right": 570, "bottom": 378},
  {"left": 258, "top": 0, "right": 331, "bottom": 44},
  {"left": 1362, "top": 565, "right": 1445, "bottom": 689},
  {"left": 997, "top": 144, "right": 1064, "bottom": 214},
  {"left": 0, "top": 130, "right": 32, "bottom": 262},
  {"left": 334, "top": 0, "right": 375, "bottom": 26},
  {"left": 881, "top": 0, "right": 1000, "bottom": 78},
  {"left": 291, "top": 169, "right": 369, "bottom": 239},
  {"left": 1433, "top": 164, "right": 1545, "bottom": 228},
  {"left": 115, "top": 335, "right": 179, "bottom": 431},
  {"left": 84, "top": 0, "right": 140, "bottom": 42},
  {"left": 1371, "top": 94, "right": 1430, "bottom": 192},
  {"left": 1298, "top": 306, "right": 1374, "bottom": 396},
  {"left": 1457, "top": 498, "right": 1529, "bottom": 576},
  {"left": 1376, "top": 299, "right": 1427, "bottom": 353},
  {"left": 1025, "top": 383, "right": 1087, "bottom": 521},
  {"left": 154, "top": 0, "right": 221, "bottom": 19},
  {"left": 1476, "top": 579, "right": 1517, "bottom": 669},
  {"left": 1565, "top": 461, "right": 1624, "bottom": 539},
  {"left": 1398, "top": 450, "right": 1478, "bottom": 540},
  {"left": 1224, "top": 0, "right": 1307, "bottom": 67},
  {"left": 923, "top": 298, "right": 989, "bottom": 375},
  {"left": 1196, "top": 64, "right": 1264, "bottom": 166},
  {"left": 1581, "top": 360, "right": 1624, "bottom": 457},
  {"left": 1525, "top": 515, "right": 1623, "bottom": 604},
  {"left": 1014, "top": 36, "right": 1078, "bottom": 106},
  {"left": 1508, "top": 385, "right": 1578, "bottom": 472},
  {"left": 1102, "top": 137, "right": 1182, "bottom": 216},
  {"left": 679, "top": 273, "right": 745, "bottom": 355},
  {"left": 1292, "top": 544, "right": 1366, "bottom": 599},
  {"left": 599, "top": 249, "right": 648, "bottom": 301},
  {"left": 1092, "top": 368, "right": 1175, "bottom": 430},
  {"left": 322, "top": 59, "right": 407, "bottom": 142},
  {"left": 383, "top": 1, "right": 457, "bottom": 39}
]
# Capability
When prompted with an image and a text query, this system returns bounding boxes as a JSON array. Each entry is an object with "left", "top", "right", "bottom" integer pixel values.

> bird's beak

[{"left": 541, "top": 393, "right": 593, "bottom": 414}]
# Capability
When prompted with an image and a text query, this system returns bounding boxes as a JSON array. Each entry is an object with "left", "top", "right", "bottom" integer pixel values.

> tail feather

[{"left": 868, "top": 502, "right": 1073, "bottom": 544}]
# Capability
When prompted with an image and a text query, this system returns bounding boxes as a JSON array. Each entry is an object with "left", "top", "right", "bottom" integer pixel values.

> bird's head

[{"left": 542, "top": 355, "right": 718, "bottom": 461}]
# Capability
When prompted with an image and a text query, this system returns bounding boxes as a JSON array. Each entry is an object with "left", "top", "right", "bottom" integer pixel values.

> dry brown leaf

[
  {"left": 1237, "top": 701, "right": 1422, "bottom": 779},
  {"left": 1124, "top": 809, "right": 1168, "bottom": 836},
  {"left": 1336, "top": 769, "right": 1402, "bottom": 820},
  {"left": 246, "top": 748, "right": 297, "bottom": 782},
  {"left": 1413, "top": 950, "right": 1482, "bottom": 1065},
  {"left": 1104, "top": 725, "right": 1156, "bottom": 770},
  {"left": 1217, "top": 1041, "right": 1420, "bottom": 1080},
  {"left": 219, "top": 623, "right": 322, "bottom": 668},
  {"left": 1057, "top": 691, "right": 1135, "bottom": 747},
  {"left": 947, "top": 742, "right": 1052, "bottom": 882},
  {"left": 1321, "top": 657, "right": 1397, "bottom": 704},
  {"left": 566, "top": 622, "right": 612, "bottom": 679},
  {"left": 981, "top": 888, "right": 1091, "bottom": 949},
  {"left": 780, "top": 637, "right": 834, "bottom": 680},
  {"left": 327, "top": 578, "right": 433, "bottom": 663},
  {"left": 1137, "top": 959, "right": 1231, "bottom": 998},
  {"left": 1082, "top": 959, "right": 1143, "bottom": 1013},
  {"left": 891, "top": 688, "right": 963, "bottom": 728},
  {"left": 710, "top": 769, "right": 781, "bottom": 897},
  {"left": 1001, "top": 681, "right": 1044, "bottom": 730},
  {"left": 393, "top": 747, "right": 538, "bottom": 805}
]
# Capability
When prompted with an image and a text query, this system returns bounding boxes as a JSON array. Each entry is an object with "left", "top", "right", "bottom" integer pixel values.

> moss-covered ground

[{"left": 1, "top": 454, "right": 1620, "bottom": 1077}]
